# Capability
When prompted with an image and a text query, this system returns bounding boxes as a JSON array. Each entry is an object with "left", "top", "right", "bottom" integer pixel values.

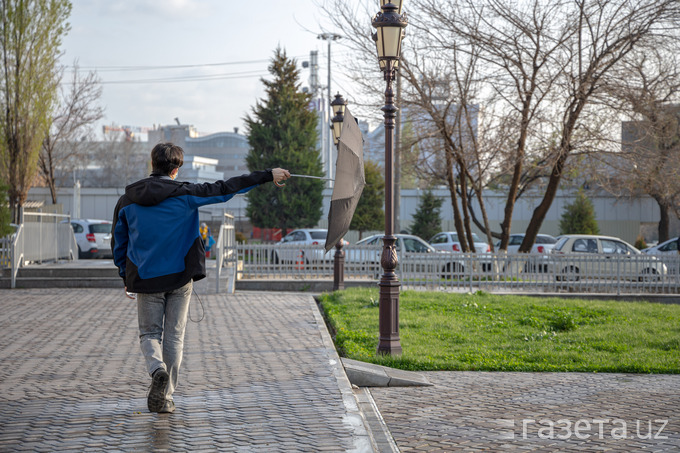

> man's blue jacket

[{"left": 111, "top": 170, "right": 273, "bottom": 293}]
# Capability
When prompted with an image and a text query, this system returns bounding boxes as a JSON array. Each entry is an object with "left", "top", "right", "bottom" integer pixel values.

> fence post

[
  {"left": 215, "top": 223, "right": 223, "bottom": 294},
  {"left": 333, "top": 239, "right": 345, "bottom": 291}
]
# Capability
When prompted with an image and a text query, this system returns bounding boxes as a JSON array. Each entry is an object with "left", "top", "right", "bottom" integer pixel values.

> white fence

[
  {"left": 3, "top": 213, "right": 78, "bottom": 288},
  {"left": 231, "top": 244, "right": 680, "bottom": 294},
  {"left": 214, "top": 212, "right": 237, "bottom": 293}
]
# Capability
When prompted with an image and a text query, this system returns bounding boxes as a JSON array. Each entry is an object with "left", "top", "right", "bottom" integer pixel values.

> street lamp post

[
  {"left": 330, "top": 92, "right": 347, "bottom": 291},
  {"left": 372, "top": 0, "right": 407, "bottom": 356}
]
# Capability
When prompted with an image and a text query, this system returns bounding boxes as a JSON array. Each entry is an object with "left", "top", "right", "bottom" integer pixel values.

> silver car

[
  {"left": 551, "top": 234, "right": 667, "bottom": 281},
  {"left": 429, "top": 231, "right": 490, "bottom": 253},
  {"left": 271, "top": 229, "right": 330, "bottom": 264},
  {"left": 642, "top": 237, "right": 680, "bottom": 273},
  {"left": 345, "top": 233, "right": 438, "bottom": 266}
]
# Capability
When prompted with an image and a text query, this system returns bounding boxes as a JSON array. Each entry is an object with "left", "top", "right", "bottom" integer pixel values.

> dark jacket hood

[{"left": 125, "top": 176, "right": 184, "bottom": 207}]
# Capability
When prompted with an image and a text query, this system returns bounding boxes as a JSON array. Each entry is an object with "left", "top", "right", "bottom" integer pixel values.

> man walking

[{"left": 112, "top": 142, "right": 289, "bottom": 413}]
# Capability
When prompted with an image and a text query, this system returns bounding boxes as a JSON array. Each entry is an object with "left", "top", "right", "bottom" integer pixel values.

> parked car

[
  {"left": 642, "top": 237, "right": 678, "bottom": 255},
  {"left": 551, "top": 234, "right": 667, "bottom": 281},
  {"left": 496, "top": 233, "right": 558, "bottom": 254},
  {"left": 492, "top": 233, "right": 559, "bottom": 273},
  {"left": 346, "top": 233, "right": 438, "bottom": 265},
  {"left": 67, "top": 219, "right": 113, "bottom": 259},
  {"left": 429, "top": 231, "right": 490, "bottom": 253},
  {"left": 641, "top": 236, "right": 680, "bottom": 273},
  {"left": 344, "top": 233, "right": 476, "bottom": 278},
  {"left": 271, "top": 229, "right": 346, "bottom": 264}
]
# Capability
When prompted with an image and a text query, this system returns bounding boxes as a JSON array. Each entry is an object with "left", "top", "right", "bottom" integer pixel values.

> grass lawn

[{"left": 318, "top": 288, "right": 680, "bottom": 373}]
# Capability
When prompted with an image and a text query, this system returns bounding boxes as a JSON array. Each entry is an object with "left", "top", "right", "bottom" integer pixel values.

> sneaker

[
  {"left": 147, "top": 368, "right": 169, "bottom": 413},
  {"left": 159, "top": 399, "right": 175, "bottom": 414}
]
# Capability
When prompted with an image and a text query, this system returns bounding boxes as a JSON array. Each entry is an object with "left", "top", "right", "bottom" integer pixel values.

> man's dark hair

[{"left": 151, "top": 142, "right": 184, "bottom": 175}]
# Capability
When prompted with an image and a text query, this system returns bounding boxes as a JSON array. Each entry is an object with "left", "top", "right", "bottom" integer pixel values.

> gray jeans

[{"left": 137, "top": 281, "right": 192, "bottom": 400}]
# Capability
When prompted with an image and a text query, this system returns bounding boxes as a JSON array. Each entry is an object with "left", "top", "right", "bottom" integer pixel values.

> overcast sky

[{"left": 61, "top": 0, "right": 359, "bottom": 138}]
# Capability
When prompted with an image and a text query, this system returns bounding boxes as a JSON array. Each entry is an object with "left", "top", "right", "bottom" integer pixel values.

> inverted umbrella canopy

[{"left": 324, "top": 107, "right": 365, "bottom": 253}]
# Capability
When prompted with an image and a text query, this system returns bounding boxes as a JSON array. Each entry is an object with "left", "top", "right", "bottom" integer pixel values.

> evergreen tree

[
  {"left": 559, "top": 188, "right": 600, "bottom": 235},
  {"left": 350, "top": 160, "right": 384, "bottom": 239},
  {"left": 410, "top": 189, "right": 443, "bottom": 240},
  {"left": 245, "top": 48, "right": 323, "bottom": 232}
]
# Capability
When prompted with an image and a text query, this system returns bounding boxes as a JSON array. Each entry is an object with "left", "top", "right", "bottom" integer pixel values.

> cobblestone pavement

[
  {"left": 370, "top": 371, "right": 680, "bottom": 451},
  {"left": 0, "top": 288, "right": 372, "bottom": 452},
  {"left": 3, "top": 282, "right": 680, "bottom": 452}
]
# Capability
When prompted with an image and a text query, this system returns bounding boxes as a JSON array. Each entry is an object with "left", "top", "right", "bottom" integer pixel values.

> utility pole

[
  {"left": 304, "top": 51, "right": 326, "bottom": 185},
  {"left": 317, "top": 33, "right": 341, "bottom": 185}
]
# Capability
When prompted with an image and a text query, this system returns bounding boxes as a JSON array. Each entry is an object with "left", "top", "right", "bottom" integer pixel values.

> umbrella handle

[{"left": 275, "top": 180, "right": 286, "bottom": 187}]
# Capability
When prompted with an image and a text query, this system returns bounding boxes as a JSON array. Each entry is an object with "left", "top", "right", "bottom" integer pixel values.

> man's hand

[
  {"left": 124, "top": 287, "right": 137, "bottom": 300},
  {"left": 271, "top": 168, "right": 290, "bottom": 186}
]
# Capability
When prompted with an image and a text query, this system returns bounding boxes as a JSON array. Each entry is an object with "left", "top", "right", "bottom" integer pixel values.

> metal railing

[
  {"left": 230, "top": 243, "right": 680, "bottom": 295},
  {"left": 215, "top": 212, "right": 236, "bottom": 293},
  {"left": 9, "top": 225, "right": 24, "bottom": 289},
  {"left": 8, "top": 212, "right": 78, "bottom": 288},
  {"left": 0, "top": 232, "right": 13, "bottom": 268}
]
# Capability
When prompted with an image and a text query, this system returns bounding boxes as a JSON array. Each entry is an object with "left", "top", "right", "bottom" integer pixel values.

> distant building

[
  {"left": 148, "top": 124, "right": 249, "bottom": 181},
  {"left": 180, "top": 156, "right": 224, "bottom": 183}
]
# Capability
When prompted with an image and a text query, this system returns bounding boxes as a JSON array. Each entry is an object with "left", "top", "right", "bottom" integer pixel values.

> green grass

[{"left": 318, "top": 288, "right": 680, "bottom": 373}]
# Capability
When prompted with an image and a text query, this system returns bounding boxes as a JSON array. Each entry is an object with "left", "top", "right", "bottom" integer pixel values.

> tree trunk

[
  {"left": 445, "top": 145, "right": 466, "bottom": 251},
  {"left": 521, "top": 98, "right": 587, "bottom": 252},
  {"left": 653, "top": 195, "right": 670, "bottom": 243},
  {"left": 499, "top": 160, "right": 523, "bottom": 250},
  {"left": 457, "top": 161, "right": 475, "bottom": 252}
]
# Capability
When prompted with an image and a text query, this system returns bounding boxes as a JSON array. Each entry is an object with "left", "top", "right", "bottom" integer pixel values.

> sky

[{"left": 60, "top": 0, "right": 360, "bottom": 138}]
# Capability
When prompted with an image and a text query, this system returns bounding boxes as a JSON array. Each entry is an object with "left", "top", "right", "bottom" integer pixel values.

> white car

[
  {"left": 551, "top": 234, "right": 667, "bottom": 281},
  {"left": 642, "top": 237, "right": 680, "bottom": 273},
  {"left": 429, "top": 231, "right": 490, "bottom": 253},
  {"left": 68, "top": 219, "right": 113, "bottom": 259},
  {"left": 346, "top": 233, "right": 438, "bottom": 264},
  {"left": 271, "top": 229, "right": 343, "bottom": 264},
  {"left": 642, "top": 237, "right": 678, "bottom": 255},
  {"left": 496, "top": 233, "right": 558, "bottom": 254},
  {"left": 355, "top": 233, "right": 436, "bottom": 252}
]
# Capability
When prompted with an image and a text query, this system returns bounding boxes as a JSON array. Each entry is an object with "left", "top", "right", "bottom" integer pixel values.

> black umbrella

[{"left": 324, "top": 107, "right": 365, "bottom": 252}]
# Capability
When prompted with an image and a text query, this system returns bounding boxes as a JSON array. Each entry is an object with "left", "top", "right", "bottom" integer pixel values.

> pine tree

[
  {"left": 559, "top": 188, "right": 600, "bottom": 235},
  {"left": 245, "top": 48, "right": 324, "bottom": 232},
  {"left": 350, "top": 160, "right": 384, "bottom": 239},
  {"left": 410, "top": 189, "right": 443, "bottom": 240}
]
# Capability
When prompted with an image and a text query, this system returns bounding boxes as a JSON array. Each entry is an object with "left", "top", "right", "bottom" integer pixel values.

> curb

[
  {"left": 342, "top": 358, "right": 433, "bottom": 388},
  {"left": 308, "top": 294, "right": 380, "bottom": 452}
]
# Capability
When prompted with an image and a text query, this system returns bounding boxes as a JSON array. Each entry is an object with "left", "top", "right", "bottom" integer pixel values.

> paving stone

[
  {"left": 0, "top": 288, "right": 372, "bottom": 452},
  {"left": 370, "top": 371, "right": 680, "bottom": 451}
]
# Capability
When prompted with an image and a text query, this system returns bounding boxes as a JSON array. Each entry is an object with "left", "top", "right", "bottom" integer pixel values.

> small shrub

[
  {"left": 634, "top": 235, "right": 647, "bottom": 250},
  {"left": 549, "top": 313, "right": 578, "bottom": 332}
]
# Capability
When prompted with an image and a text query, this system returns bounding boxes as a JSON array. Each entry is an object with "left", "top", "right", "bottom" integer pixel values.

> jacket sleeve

[
  {"left": 111, "top": 198, "right": 129, "bottom": 285},
  {"left": 185, "top": 170, "right": 274, "bottom": 209}
]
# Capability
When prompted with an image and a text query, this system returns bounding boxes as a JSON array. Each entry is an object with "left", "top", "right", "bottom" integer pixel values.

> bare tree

[
  {"left": 39, "top": 63, "right": 104, "bottom": 203},
  {"left": 519, "top": 0, "right": 680, "bottom": 251},
  {"left": 324, "top": 0, "right": 502, "bottom": 251},
  {"left": 593, "top": 44, "right": 680, "bottom": 242},
  {"left": 418, "top": 0, "right": 580, "bottom": 250},
  {"left": 0, "top": 0, "right": 72, "bottom": 223},
  {"left": 324, "top": 0, "right": 679, "bottom": 252},
  {"left": 89, "top": 134, "right": 149, "bottom": 188}
]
